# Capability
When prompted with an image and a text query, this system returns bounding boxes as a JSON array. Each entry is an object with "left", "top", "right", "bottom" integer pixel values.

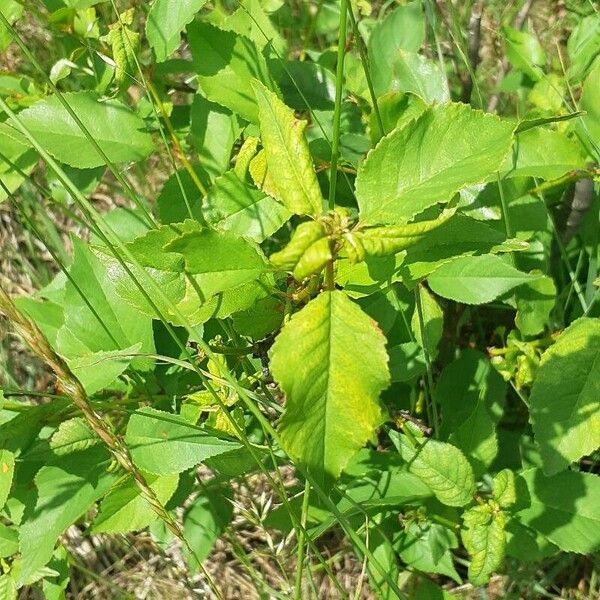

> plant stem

[
  {"left": 347, "top": 6, "right": 384, "bottom": 138},
  {"left": 414, "top": 285, "right": 439, "bottom": 438},
  {"left": 328, "top": 0, "right": 349, "bottom": 210},
  {"left": 294, "top": 479, "right": 311, "bottom": 600},
  {"left": 325, "top": 260, "right": 335, "bottom": 291}
]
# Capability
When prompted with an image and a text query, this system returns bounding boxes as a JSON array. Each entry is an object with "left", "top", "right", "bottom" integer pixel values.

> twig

[{"left": 487, "top": 0, "right": 536, "bottom": 112}]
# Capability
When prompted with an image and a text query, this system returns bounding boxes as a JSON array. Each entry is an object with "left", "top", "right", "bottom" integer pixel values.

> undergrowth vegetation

[{"left": 0, "top": 0, "right": 599, "bottom": 597}]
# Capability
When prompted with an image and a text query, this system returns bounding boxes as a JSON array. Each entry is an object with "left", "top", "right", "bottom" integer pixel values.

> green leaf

[
  {"left": 190, "top": 94, "right": 242, "bottom": 179},
  {"left": 0, "top": 449, "right": 15, "bottom": 510},
  {"left": 0, "top": 573, "right": 16, "bottom": 600},
  {"left": 504, "top": 26, "right": 545, "bottom": 81},
  {"left": 0, "top": 523, "right": 19, "bottom": 558},
  {"left": 66, "top": 345, "right": 142, "bottom": 394},
  {"left": 0, "top": 123, "right": 37, "bottom": 203},
  {"left": 49, "top": 418, "right": 99, "bottom": 456},
  {"left": 57, "top": 238, "right": 155, "bottom": 376},
  {"left": 225, "top": 0, "right": 286, "bottom": 54},
  {"left": 375, "top": 50, "right": 449, "bottom": 102},
  {"left": 436, "top": 349, "right": 507, "bottom": 439},
  {"left": 411, "top": 286, "right": 443, "bottom": 359},
  {"left": 251, "top": 80, "right": 323, "bottom": 216},
  {"left": 529, "top": 318, "right": 600, "bottom": 475},
  {"left": 270, "top": 291, "right": 390, "bottom": 480},
  {"left": 401, "top": 213, "right": 509, "bottom": 283},
  {"left": 99, "top": 221, "right": 271, "bottom": 326},
  {"left": 428, "top": 255, "right": 538, "bottom": 305},
  {"left": 516, "top": 468, "right": 600, "bottom": 553},
  {"left": 18, "top": 447, "right": 116, "bottom": 582},
  {"left": 164, "top": 228, "right": 267, "bottom": 291},
  {"left": 202, "top": 169, "right": 291, "bottom": 242},
  {"left": 578, "top": 59, "right": 600, "bottom": 156},
  {"left": 0, "top": 0, "right": 22, "bottom": 52},
  {"left": 567, "top": 13, "right": 600, "bottom": 82},
  {"left": 182, "top": 485, "right": 233, "bottom": 570},
  {"left": 13, "top": 92, "right": 154, "bottom": 168},
  {"left": 187, "top": 21, "right": 274, "bottom": 123},
  {"left": 503, "top": 127, "right": 587, "bottom": 180},
  {"left": 368, "top": 1, "right": 426, "bottom": 95},
  {"left": 449, "top": 402, "right": 498, "bottom": 477},
  {"left": 492, "top": 469, "right": 517, "bottom": 508},
  {"left": 102, "top": 9, "right": 139, "bottom": 86},
  {"left": 369, "top": 92, "right": 428, "bottom": 144},
  {"left": 356, "top": 104, "right": 514, "bottom": 225},
  {"left": 515, "top": 274, "right": 556, "bottom": 336},
  {"left": 396, "top": 521, "right": 461, "bottom": 584},
  {"left": 461, "top": 503, "right": 506, "bottom": 586},
  {"left": 125, "top": 407, "right": 241, "bottom": 475},
  {"left": 389, "top": 431, "right": 475, "bottom": 507},
  {"left": 270, "top": 220, "right": 331, "bottom": 280},
  {"left": 91, "top": 473, "right": 179, "bottom": 533},
  {"left": 146, "top": 0, "right": 208, "bottom": 62}
]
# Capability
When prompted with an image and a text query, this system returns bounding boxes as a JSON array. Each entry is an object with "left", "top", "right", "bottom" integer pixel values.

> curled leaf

[{"left": 270, "top": 220, "right": 331, "bottom": 281}]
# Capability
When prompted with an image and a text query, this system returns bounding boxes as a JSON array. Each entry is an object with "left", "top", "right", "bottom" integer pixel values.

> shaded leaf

[
  {"left": 18, "top": 447, "right": 115, "bottom": 582},
  {"left": 146, "top": 0, "right": 208, "bottom": 62},
  {"left": 516, "top": 468, "right": 600, "bottom": 554},
  {"left": 187, "top": 21, "right": 274, "bottom": 123}
]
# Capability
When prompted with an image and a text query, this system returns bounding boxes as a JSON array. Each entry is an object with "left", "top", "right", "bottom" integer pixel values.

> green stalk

[
  {"left": 294, "top": 479, "right": 311, "bottom": 600},
  {"left": 585, "top": 197, "right": 599, "bottom": 306},
  {"left": 414, "top": 285, "right": 439, "bottom": 438},
  {"left": 328, "top": 0, "right": 350, "bottom": 210},
  {"left": 347, "top": 6, "right": 384, "bottom": 139}
]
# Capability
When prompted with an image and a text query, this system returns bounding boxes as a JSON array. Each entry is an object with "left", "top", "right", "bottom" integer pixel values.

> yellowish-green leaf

[
  {"left": 251, "top": 80, "right": 322, "bottom": 216},
  {"left": 461, "top": 503, "right": 507, "bottom": 586},
  {"left": 492, "top": 469, "right": 517, "bottom": 508},
  {"left": 0, "top": 449, "right": 15, "bottom": 510},
  {"left": 102, "top": 9, "right": 139, "bottom": 86},
  {"left": 346, "top": 210, "right": 453, "bottom": 262},
  {"left": 529, "top": 318, "right": 600, "bottom": 475},
  {"left": 270, "top": 291, "right": 390, "bottom": 480},
  {"left": 269, "top": 220, "right": 331, "bottom": 280}
]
